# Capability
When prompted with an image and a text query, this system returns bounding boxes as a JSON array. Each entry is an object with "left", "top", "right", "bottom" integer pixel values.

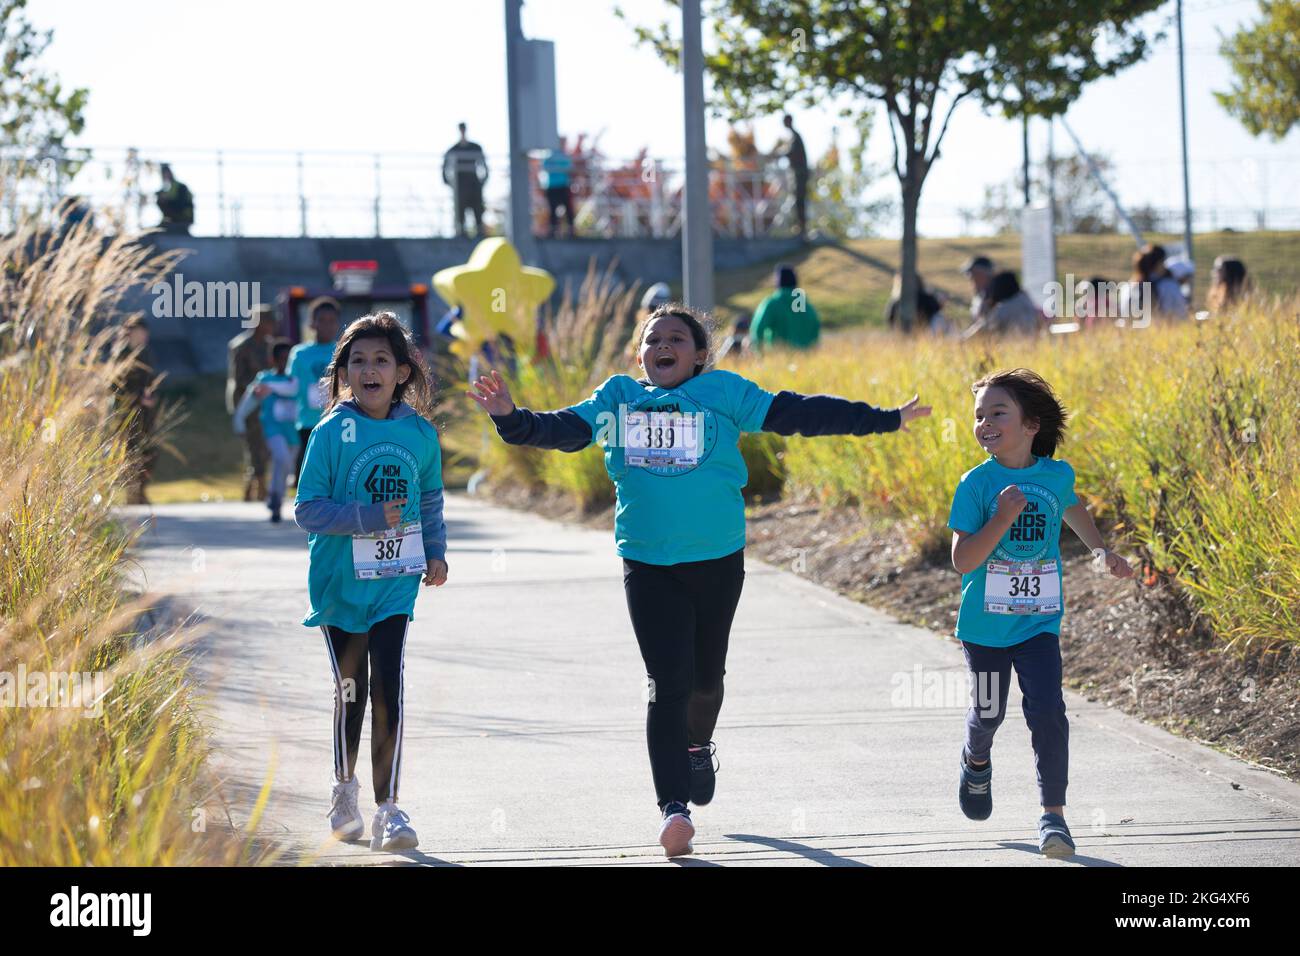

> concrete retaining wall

[{"left": 132, "top": 235, "right": 804, "bottom": 377}]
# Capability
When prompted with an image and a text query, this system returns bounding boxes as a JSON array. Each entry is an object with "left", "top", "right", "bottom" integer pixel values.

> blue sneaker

[
  {"left": 958, "top": 750, "right": 993, "bottom": 820},
  {"left": 1038, "top": 812, "right": 1076, "bottom": 859}
]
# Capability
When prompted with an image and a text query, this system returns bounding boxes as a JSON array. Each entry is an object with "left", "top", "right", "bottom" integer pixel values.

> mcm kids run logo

[
  {"left": 347, "top": 442, "right": 419, "bottom": 511},
  {"left": 991, "top": 483, "right": 1062, "bottom": 562}
]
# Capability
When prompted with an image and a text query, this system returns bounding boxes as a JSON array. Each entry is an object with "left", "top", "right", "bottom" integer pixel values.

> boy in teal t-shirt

[
  {"left": 948, "top": 368, "right": 1133, "bottom": 860},
  {"left": 288, "top": 298, "right": 340, "bottom": 475},
  {"left": 948, "top": 454, "right": 1078, "bottom": 647}
]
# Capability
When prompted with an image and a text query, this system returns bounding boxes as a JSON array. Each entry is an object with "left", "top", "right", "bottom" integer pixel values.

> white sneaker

[
  {"left": 371, "top": 800, "right": 419, "bottom": 851},
  {"left": 327, "top": 777, "right": 365, "bottom": 842},
  {"left": 658, "top": 802, "right": 695, "bottom": 858}
]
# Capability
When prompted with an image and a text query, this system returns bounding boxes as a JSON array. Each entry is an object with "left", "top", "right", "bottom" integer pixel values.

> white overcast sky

[{"left": 26, "top": 0, "right": 1300, "bottom": 237}]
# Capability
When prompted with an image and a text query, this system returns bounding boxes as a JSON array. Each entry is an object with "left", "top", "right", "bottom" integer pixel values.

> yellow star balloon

[{"left": 433, "top": 238, "right": 555, "bottom": 362}]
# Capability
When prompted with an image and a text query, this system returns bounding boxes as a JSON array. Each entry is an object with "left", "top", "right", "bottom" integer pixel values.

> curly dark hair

[
  {"left": 971, "top": 367, "right": 1068, "bottom": 458},
  {"left": 632, "top": 302, "right": 714, "bottom": 378}
]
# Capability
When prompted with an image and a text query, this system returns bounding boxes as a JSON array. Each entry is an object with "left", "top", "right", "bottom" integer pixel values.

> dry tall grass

[{"left": 0, "top": 214, "right": 270, "bottom": 864}]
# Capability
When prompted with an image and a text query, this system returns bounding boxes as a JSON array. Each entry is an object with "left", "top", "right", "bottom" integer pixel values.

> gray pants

[{"left": 266, "top": 433, "right": 294, "bottom": 507}]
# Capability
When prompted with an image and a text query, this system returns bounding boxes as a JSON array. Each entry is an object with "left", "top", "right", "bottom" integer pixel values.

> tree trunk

[{"left": 897, "top": 155, "right": 923, "bottom": 333}]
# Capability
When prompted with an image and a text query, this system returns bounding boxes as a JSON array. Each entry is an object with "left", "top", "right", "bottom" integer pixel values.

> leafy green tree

[
  {"left": 1215, "top": 0, "right": 1300, "bottom": 140},
  {"left": 0, "top": 0, "right": 90, "bottom": 201},
  {"left": 623, "top": 0, "right": 1162, "bottom": 328}
]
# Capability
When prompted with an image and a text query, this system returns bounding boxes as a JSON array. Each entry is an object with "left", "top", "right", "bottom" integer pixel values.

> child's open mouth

[
  {"left": 362, "top": 382, "right": 382, "bottom": 393},
  {"left": 655, "top": 355, "right": 676, "bottom": 370}
]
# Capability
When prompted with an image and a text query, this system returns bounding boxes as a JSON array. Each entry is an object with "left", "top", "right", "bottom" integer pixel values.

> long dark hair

[
  {"left": 1208, "top": 256, "right": 1248, "bottom": 312},
  {"left": 971, "top": 368, "right": 1068, "bottom": 458},
  {"left": 632, "top": 302, "right": 713, "bottom": 378},
  {"left": 322, "top": 312, "right": 435, "bottom": 419}
]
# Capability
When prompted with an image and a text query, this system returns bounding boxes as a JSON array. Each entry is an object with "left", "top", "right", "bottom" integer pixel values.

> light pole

[
  {"left": 681, "top": 0, "right": 713, "bottom": 311},
  {"left": 1176, "top": 0, "right": 1193, "bottom": 264},
  {"left": 505, "top": 0, "right": 535, "bottom": 261}
]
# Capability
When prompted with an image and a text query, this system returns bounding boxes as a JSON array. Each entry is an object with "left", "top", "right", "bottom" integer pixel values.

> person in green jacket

[{"left": 748, "top": 264, "right": 819, "bottom": 351}]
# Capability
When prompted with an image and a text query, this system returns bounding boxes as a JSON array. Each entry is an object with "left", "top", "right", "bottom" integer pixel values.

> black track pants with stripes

[{"left": 322, "top": 614, "right": 409, "bottom": 805}]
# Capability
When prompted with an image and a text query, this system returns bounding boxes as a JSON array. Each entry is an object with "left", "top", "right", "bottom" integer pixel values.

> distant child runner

[
  {"left": 233, "top": 338, "right": 299, "bottom": 522},
  {"left": 289, "top": 297, "right": 341, "bottom": 478},
  {"left": 294, "top": 312, "right": 449, "bottom": 851},
  {"left": 468, "top": 303, "right": 930, "bottom": 857},
  {"left": 948, "top": 368, "right": 1132, "bottom": 858}
]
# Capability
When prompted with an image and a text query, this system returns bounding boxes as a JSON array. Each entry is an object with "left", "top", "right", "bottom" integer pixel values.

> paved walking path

[{"left": 121, "top": 496, "right": 1300, "bottom": 866}]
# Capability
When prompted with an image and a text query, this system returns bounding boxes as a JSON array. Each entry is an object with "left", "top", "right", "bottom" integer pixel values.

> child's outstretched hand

[
  {"left": 467, "top": 370, "right": 515, "bottom": 417},
  {"left": 424, "top": 558, "right": 448, "bottom": 587},
  {"left": 897, "top": 394, "right": 932, "bottom": 432}
]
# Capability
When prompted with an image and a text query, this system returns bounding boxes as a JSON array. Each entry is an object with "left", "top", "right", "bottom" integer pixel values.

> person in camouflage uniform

[
  {"left": 113, "top": 316, "right": 162, "bottom": 505},
  {"left": 227, "top": 304, "right": 276, "bottom": 501}
]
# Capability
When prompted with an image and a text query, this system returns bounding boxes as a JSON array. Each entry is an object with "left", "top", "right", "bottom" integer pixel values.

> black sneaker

[
  {"left": 958, "top": 750, "right": 993, "bottom": 820},
  {"left": 688, "top": 741, "right": 719, "bottom": 806}
]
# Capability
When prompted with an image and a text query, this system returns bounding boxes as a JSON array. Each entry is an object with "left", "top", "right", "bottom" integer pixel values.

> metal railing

[
  {"left": 0, "top": 144, "right": 810, "bottom": 240},
  {"left": 3, "top": 144, "right": 1295, "bottom": 239}
]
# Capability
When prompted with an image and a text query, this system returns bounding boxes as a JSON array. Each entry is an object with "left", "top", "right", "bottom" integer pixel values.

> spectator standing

[
  {"left": 443, "top": 123, "right": 488, "bottom": 239},
  {"left": 779, "top": 114, "right": 809, "bottom": 240},
  {"left": 227, "top": 303, "right": 276, "bottom": 502},
  {"left": 540, "top": 140, "right": 575, "bottom": 238}
]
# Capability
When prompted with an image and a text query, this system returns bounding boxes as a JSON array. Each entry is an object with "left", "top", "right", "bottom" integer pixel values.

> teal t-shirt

[
  {"left": 254, "top": 370, "right": 301, "bottom": 446},
  {"left": 288, "top": 341, "right": 336, "bottom": 431},
  {"left": 567, "top": 370, "right": 775, "bottom": 565},
  {"left": 297, "top": 406, "right": 442, "bottom": 631},
  {"left": 948, "top": 455, "right": 1079, "bottom": 648}
]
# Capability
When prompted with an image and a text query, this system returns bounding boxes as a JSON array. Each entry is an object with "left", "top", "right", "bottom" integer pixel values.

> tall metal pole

[
  {"left": 1022, "top": 113, "right": 1031, "bottom": 206},
  {"left": 505, "top": 0, "right": 534, "bottom": 260},
  {"left": 1176, "top": 0, "right": 1193, "bottom": 263},
  {"left": 681, "top": 0, "right": 713, "bottom": 311}
]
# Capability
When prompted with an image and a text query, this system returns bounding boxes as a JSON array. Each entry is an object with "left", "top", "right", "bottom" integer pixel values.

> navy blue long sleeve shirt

[{"left": 489, "top": 388, "right": 902, "bottom": 450}]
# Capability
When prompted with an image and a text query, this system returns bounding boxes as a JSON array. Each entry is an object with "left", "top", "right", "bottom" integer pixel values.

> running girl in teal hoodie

[{"left": 295, "top": 312, "right": 448, "bottom": 852}]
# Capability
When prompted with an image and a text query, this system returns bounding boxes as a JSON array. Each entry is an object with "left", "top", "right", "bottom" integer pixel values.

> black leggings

[
  {"left": 321, "top": 614, "right": 409, "bottom": 805},
  {"left": 623, "top": 548, "right": 745, "bottom": 808}
]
